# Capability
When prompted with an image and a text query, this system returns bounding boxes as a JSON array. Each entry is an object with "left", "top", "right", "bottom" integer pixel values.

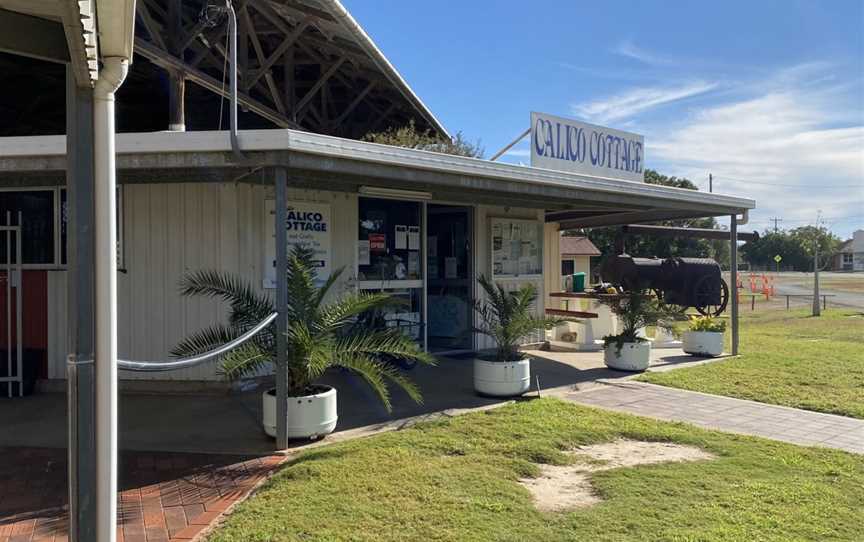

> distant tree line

[{"left": 740, "top": 226, "right": 840, "bottom": 271}]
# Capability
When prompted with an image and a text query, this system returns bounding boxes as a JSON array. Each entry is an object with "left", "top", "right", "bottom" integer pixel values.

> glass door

[
  {"left": 357, "top": 197, "right": 424, "bottom": 345},
  {"left": 426, "top": 205, "right": 473, "bottom": 353}
]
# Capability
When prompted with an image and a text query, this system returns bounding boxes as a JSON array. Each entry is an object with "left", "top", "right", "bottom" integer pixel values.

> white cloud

[
  {"left": 614, "top": 40, "right": 673, "bottom": 66},
  {"left": 647, "top": 69, "right": 864, "bottom": 236},
  {"left": 571, "top": 81, "right": 718, "bottom": 124}
]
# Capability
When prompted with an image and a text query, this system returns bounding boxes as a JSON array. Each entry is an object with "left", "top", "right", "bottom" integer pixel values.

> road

[{"left": 771, "top": 274, "right": 864, "bottom": 311}]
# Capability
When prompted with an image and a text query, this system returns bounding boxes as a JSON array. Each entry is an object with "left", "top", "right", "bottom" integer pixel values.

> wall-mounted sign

[
  {"left": 369, "top": 233, "right": 386, "bottom": 253},
  {"left": 263, "top": 200, "right": 332, "bottom": 289},
  {"left": 530, "top": 111, "right": 644, "bottom": 182}
]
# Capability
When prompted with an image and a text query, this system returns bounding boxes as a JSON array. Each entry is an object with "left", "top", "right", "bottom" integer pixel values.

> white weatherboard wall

[
  {"left": 543, "top": 223, "right": 561, "bottom": 310},
  {"left": 48, "top": 182, "right": 358, "bottom": 381},
  {"left": 47, "top": 187, "right": 542, "bottom": 379}
]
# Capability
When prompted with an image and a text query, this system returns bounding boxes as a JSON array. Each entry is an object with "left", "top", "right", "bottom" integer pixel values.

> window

[
  {"left": 0, "top": 190, "right": 56, "bottom": 265},
  {"left": 357, "top": 198, "right": 422, "bottom": 282},
  {"left": 561, "top": 259, "right": 575, "bottom": 276},
  {"left": 59, "top": 187, "right": 124, "bottom": 268},
  {"left": 842, "top": 253, "right": 853, "bottom": 264}
]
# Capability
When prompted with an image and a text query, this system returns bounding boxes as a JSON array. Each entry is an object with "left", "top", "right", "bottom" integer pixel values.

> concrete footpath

[{"left": 563, "top": 381, "right": 864, "bottom": 455}]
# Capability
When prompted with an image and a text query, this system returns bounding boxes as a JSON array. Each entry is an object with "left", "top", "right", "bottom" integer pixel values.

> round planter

[
  {"left": 473, "top": 358, "right": 531, "bottom": 397},
  {"left": 262, "top": 385, "right": 338, "bottom": 440},
  {"left": 604, "top": 341, "right": 651, "bottom": 371},
  {"left": 682, "top": 331, "right": 724, "bottom": 357}
]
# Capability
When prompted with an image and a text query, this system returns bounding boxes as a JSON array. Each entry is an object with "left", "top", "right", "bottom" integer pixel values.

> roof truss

[{"left": 131, "top": 0, "right": 438, "bottom": 137}]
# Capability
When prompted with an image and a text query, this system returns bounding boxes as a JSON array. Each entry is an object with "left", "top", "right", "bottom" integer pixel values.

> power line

[
  {"left": 751, "top": 215, "right": 864, "bottom": 224},
  {"left": 712, "top": 175, "right": 862, "bottom": 189}
]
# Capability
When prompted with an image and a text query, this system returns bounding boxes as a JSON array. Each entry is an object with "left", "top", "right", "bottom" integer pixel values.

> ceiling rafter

[
  {"left": 135, "top": 37, "right": 300, "bottom": 129},
  {"left": 241, "top": 6, "right": 285, "bottom": 115},
  {"left": 136, "top": 1, "right": 167, "bottom": 51},
  {"left": 295, "top": 57, "right": 345, "bottom": 115}
]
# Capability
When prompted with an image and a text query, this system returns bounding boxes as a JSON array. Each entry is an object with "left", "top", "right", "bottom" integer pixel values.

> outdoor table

[{"left": 548, "top": 291, "right": 623, "bottom": 350}]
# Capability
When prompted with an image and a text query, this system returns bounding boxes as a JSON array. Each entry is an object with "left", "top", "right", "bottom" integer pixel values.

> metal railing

[{"left": 116, "top": 312, "right": 278, "bottom": 372}]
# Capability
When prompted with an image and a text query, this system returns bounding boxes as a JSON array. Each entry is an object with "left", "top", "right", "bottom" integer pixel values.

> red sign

[{"left": 369, "top": 233, "right": 386, "bottom": 253}]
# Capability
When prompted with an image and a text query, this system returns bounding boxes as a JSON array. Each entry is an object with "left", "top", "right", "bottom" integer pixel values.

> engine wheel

[
  {"left": 653, "top": 288, "right": 687, "bottom": 315},
  {"left": 694, "top": 276, "right": 729, "bottom": 316}
]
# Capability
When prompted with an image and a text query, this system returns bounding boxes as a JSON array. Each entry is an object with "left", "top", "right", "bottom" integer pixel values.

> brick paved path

[
  {"left": 566, "top": 381, "right": 864, "bottom": 454},
  {"left": 0, "top": 448, "right": 284, "bottom": 542}
]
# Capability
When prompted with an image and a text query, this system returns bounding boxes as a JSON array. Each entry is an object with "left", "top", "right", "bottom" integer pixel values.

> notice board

[{"left": 490, "top": 217, "right": 542, "bottom": 278}]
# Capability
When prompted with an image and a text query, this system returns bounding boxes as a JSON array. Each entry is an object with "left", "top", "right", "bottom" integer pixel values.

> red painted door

[{"left": 0, "top": 270, "right": 48, "bottom": 381}]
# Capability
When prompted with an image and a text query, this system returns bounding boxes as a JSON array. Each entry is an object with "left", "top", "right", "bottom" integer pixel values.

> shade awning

[{"left": 0, "top": 128, "right": 756, "bottom": 223}]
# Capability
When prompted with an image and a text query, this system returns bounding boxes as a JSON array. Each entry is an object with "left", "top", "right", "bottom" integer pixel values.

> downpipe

[
  {"left": 226, "top": 1, "right": 245, "bottom": 161},
  {"left": 93, "top": 56, "right": 128, "bottom": 542}
]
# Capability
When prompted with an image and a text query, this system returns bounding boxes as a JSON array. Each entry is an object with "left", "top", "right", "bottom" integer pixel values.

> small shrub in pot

[
  {"left": 598, "top": 290, "right": 681, "bottom": 371},
  {"left": 683, "top": 316, "right": 726, "bottom": 357},
  {"left": 472, "top": 275, "right": 563, "bottom": 396},
  {"left": 174, "top": 246, "right": 435, "bottom": 440}
]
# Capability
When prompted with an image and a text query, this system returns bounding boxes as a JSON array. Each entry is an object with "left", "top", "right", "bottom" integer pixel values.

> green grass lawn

[
  {"left": 640, "top": 309, "right": 864, "bottom": 419},
  {"left": 209, "top": 399, "right": 864, "bottom": 542}
]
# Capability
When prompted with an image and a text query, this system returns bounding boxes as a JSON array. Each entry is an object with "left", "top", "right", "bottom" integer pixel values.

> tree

[
  {"left": 740, "top": 226, "right": 840, "bottom": 271},
  {"left": 567, "top": 169, "right": 729, "bottom": 266},
  {"left": 364, "top": 120, "right": 484, "bottom": 158}
]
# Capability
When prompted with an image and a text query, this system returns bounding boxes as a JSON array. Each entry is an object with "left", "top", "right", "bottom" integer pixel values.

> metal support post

[
  {"left": 730, "top": 216, "right": 739, "bottom": 356},
  {"left": 66, "top": 65, "right": 98, "bottom": 542},
  {"left": 274, "top": 167, "right": 289, "bottom": 449}
]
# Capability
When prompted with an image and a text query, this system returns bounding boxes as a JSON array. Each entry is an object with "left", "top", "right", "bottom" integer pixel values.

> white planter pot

[
  {"left": 473, "top": 358, "right": 531, "bottom": 397},
  {"left": 682, "top": 331, "right": 725, "bottom": 357},
  {"left": 262, "top": 386, "right": 338, "bottom": 440},
  {"left": 604, "top": 341, "right": 651, "bottom": 371}
]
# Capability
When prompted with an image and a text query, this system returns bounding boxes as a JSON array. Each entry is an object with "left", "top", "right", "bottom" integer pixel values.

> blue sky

[{"left": 342, "top": 0, "right": 864, "bottom": 238}]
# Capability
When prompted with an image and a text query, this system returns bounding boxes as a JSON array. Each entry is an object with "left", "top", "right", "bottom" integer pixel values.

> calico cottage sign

[
  {"left": 264, "top": 200, "right": 332, "bottom": 288},
  {"left": 530, "top": 111, "right": 645, "bottom": 182}
]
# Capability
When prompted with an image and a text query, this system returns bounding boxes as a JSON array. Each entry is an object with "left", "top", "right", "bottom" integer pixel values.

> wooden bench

[{"left": 545, "top": 308, "right": 599, "bottom": 319}]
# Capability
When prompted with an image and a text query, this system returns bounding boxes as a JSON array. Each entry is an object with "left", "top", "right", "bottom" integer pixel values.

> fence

[{"left": 737, "top": 292, "right": 836, "bottom": 311}]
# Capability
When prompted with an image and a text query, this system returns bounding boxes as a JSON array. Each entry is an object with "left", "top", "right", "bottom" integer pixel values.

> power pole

[
  {"left": 709, "top": 173, "right": 713, "bottom": 193},
  {"left": 812, "top": 212, "right": 822, "bottom": 317},
  {"left": 770, "top": 217, "right": 783, "bottom": 233}
]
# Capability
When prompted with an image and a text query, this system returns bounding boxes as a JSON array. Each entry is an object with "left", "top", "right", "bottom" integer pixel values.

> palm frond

[
  {"left": 217, "top": 342, "right": 273, "bottom": 380},
  {"left": 180, "top": 270, "right": 273, "bottom": 328},
  {"left": 333, "top": 328, "right": 436, "bottom": 367},
  {"left": 313, "top": 265, "right": 346, "bottom": 309},
  {"left": 171, "top": 324, "right": 240, "bottom": 358},
  {"left": 333, "top": 353, "right": 394, "bottom": 411},
  {"left": 318, "top": 291, "right": 396, "bottom": 332}
]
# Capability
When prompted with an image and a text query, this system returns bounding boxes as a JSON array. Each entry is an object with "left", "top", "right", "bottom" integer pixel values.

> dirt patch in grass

[{"left": 520, "top": 439, "right": 715, "bottom": 512}]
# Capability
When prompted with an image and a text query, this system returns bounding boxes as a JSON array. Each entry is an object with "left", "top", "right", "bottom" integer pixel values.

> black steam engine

[{"left": 600, "top": 255, "right": 729, "bottom": 316}]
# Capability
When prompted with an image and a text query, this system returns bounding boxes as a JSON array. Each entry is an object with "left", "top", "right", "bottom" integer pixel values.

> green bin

[{"left": 572, "top": 272, "right": 586, "bottom": 292}]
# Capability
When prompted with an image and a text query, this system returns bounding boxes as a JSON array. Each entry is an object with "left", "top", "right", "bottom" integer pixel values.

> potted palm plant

[
  {"left": 598, "top": 290, "right": 679, "bottom": 372},
  {"left": 473, "top": 275, "right": 563, "bottom": 396},
  {"left": 173, "top": 246, "right": 435, "bottom": 440},
  {"left": 682, "top": 316, "right": 726, "bottom": 357}
]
